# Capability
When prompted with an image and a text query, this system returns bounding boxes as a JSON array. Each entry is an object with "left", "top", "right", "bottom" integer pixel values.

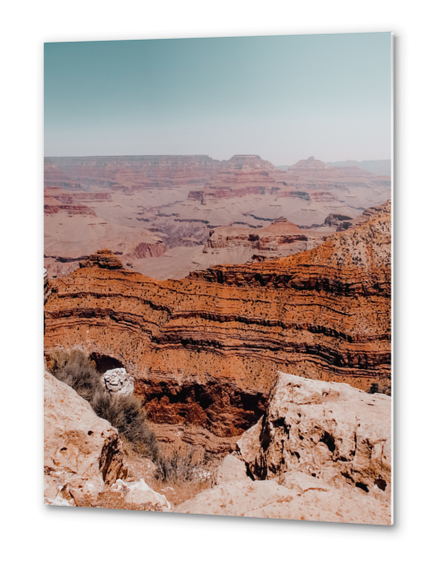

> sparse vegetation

[
  {"left": 50, "top": 349, "right": 157, "bottom": 458},
  {"left": 50, "top": 349, "right": 101, "bottom": 404},
  {"left": 49, "top": 349, "right": 212, "bottom": 489},
  {"left": 92, "top": 390, "right": 159, "bottom": 459},
  {"left": 154, "top": 445, "right": 211, "bottom": 484},
  {"left": 368, "top": 383, "right": 379, "bottom": 394}
]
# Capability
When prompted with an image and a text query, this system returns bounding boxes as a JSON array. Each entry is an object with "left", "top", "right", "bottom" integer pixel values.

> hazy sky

[{"left": 44, "top": 33, "right": 392, "bottom": 165}]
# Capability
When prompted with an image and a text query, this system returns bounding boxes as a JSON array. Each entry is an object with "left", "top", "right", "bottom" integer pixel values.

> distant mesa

[
  {"left": 224, "top": 154, "right": 275, "bottom": 170},
  {"left": 326, "top": 159, "right": 391, "bottom": 177},
  {"left": 290, "top": 156, "right": 327, "bottom": 169}
]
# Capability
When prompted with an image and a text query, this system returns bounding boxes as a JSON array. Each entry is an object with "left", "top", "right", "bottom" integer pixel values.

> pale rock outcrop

[
  {"left": 177, "top": 373, "right": 391, "bottom": 525},
  {"left": 214, "top": 455, "right": 250, "bottom": 485},
  {"left": 113, "top": 479, "right": 170, "bottom": 510},
  {"left": 102, "top": 367, "right": 134, "bottom": 396},
  {"left": 178, "top": 479, "right": 292, "bottom": 518},
  {"left": 177, "top": 475, "right": 390, "bottom": 524},
  {"left": 44, "top": 371, "right": 126, "bottom": 506},
  {"left": 236, "top": 372, "right": 391, "bottom": 495}
]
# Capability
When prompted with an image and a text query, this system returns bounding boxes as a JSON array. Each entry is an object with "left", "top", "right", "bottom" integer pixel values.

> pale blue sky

[{"left": 44, "top": 33, "right": 392, "bottom": 165}]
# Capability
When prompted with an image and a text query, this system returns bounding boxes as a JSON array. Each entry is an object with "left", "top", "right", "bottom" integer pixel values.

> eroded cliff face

[
  {"left": 44, "top": 186, "right": 168, "bottom": 279},
  {"left": 44, "top": 202, "right": 391, "bottom": 449}
]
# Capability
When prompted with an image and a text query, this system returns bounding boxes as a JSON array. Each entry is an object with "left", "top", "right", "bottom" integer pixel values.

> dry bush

[
  {"left": 92, "top": 389, "right": 158, "bottom": 459},
  {"left": 154, "top": 445, "right": 211, "bottom": 484},
  {"left": 50, "top": 349, "right": 101, "bottom": 403},
  {"left": 121, "top": 443, "right": 215, "bottom": 507},
  {"left": 50, "top": 350, "right": 214, "bottom": 490},
  {"left": 50, "top": 349, "right": 158, "bottom": 459}
]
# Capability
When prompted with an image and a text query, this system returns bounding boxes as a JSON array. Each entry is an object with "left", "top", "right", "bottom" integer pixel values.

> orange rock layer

[{"left": 44, "top": 202, "right": 391, "bottom": 440}]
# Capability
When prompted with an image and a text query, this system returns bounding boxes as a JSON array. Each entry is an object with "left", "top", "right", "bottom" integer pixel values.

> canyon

[
  {"left": 44, "top": 154, "right": 390, "bottom": 280},
  {"left": 44, "top": 153, "right": 392, "bottom": 523},
  {"left": 44, "top": 199, "right": 391, "bottom": 455}
]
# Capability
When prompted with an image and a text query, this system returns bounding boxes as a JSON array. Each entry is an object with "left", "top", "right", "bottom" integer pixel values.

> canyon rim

[{"left": 44, "top": 32, "right": 393, "bottom": 524}]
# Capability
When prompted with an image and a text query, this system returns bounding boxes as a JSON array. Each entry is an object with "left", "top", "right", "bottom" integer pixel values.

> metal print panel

[{"left": 44, "top": 32, "right": 392, "bottom": 524}]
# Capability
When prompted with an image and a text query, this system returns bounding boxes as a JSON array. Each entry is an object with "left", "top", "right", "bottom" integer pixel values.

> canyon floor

[{"left": 44, "top": 154, "right": 391, "bottom": 524}]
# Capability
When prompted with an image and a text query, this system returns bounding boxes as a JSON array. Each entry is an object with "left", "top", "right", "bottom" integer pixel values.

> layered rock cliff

[{"left": 44, "top": 201, "right": 391, "bottom": 450}]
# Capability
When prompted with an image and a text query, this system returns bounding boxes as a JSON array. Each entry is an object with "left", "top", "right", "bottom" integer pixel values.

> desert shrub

[
  {"left": 50, "top": 349, "right": 101, "bottom": 403},
  {"left": 50, "top": 350, "right": 212, "bottom": 483},
  {"left": 154, "top": 445, "right": 211, "bottom": 484},
  {"left": 50, "top": 349, "right": 158, "bottom": 459},
  {"left": 368, "top": 383, "right": 379, "bottom": 394},
  {"left": 92, "top": 388, "right": 158, "bottom": 459}
]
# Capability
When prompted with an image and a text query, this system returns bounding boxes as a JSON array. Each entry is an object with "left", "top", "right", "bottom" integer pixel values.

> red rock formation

[
  {"left": 198, "top": 218, "right": 327, "bottom": 268},
  {"left": 49, "top": 191, "right": 112, "bottom": 204},
  {"left": 275, "top": 190, "right": 310, "bottom": 200},
  {"left": 44, "top": 204, "right": 97, "bottom": 216},
  {"left": 44, "top": 187, "right": 104, "bottom": 215},
  {"left": 45, "top": 155, "right": 224, "bottom": 191},
  {"left": 223, "top": 155, "right": 275, "bottom": 171},
  {"left": 187, "top": 190, "right": 205, "bottom": 203},
  {"left": 132, "top": 242, "right": 167, "bottom": 259},
  {"left": 310, "top": 191, "right": 339, "bottom": 202},
  {"left": 44, "top": 201, "right": 391, "bottom": 450},
  {"left": 284, "top": 157, "right": 390, "bottom": 193},
  {"left": 45, "top": 155, "right": 391, "bottom": 282},
  {"left": 44, "top": 160, "right": 81, "bottom": 190},
  {"left": 79, "top": 249, "right": 124, "bottom": 269}
]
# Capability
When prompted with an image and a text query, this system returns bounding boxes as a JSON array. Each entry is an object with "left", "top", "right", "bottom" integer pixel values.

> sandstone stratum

[{"left": 44, "top": 200, "right": 391, "bottom": 453}]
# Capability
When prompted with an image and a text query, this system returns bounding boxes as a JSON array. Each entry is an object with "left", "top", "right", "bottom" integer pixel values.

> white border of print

[{"left": 1, "top": 1, "right": 431, "bottom": 561}]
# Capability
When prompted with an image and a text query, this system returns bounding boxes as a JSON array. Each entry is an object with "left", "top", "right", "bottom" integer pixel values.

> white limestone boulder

[
  {"left": 236, "top": 372, "right": 391, "bottom": 496},
  {"left": 102, "top": 367, "right": 134, "bottom": 396},
  {"left": 113, "top": 479, "right": 170, "bottom": 510}
]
